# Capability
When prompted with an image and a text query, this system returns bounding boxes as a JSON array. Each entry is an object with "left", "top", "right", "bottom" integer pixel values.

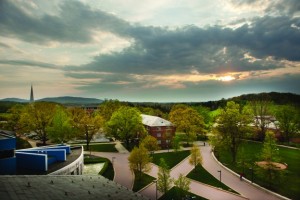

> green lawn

[
  {"left": 132, "top": 171, "right": 156, "bottom": 192},
  {"left": 83, "top": 143, "right": 118, "bottom": 152},
  {"left": 159, "top": 186, "right": 208, "bottom": 200},
  {"left": 187, "top": 165, "right": 238, "bottom": 194},
  {"left": 217, "top": 140, "right": 300, "bottom": 199},
  {"left": 152, "top": 150, "right": 190, "bottom": 169},
  {"left": 84, "top": 155, "right": 114, "bottom": 180}
]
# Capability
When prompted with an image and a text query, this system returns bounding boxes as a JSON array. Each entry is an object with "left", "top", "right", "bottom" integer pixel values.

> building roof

[
  {"left": 0, "top": 175, "right": 147, "bottom": 200},
  {"left": 141, "top": 114, "right": 173, "bottom": 127}
]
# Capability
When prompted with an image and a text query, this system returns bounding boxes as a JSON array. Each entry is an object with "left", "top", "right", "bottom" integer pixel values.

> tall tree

[
  {"left": 174, "top": 174, "right": 191, "bottom": 198},
  {"left": 128, "top": 145, "right": 152, "bottom": 180},
  {"left": 215, "top": 101, "right": 253, "bottom": 163},
  {"left": 47, "top": 106, "right": 75, "bottom": 143},
  {"left": 171, "top": 135, "right": 181, "bottom": 152},
  {"left": 251, "top": 94, "right": 272, "bottom": 141},
  {"left": 169, "top": 104, "right": 205, "bottom": 145},
  {"left": 140, "top": 135, "right": 160, "bottom": 154},
  {"left": 68, "top": 107, "right": 104, "bottom": 150},
  {"left": 97, "top": 99, "right": 122, "bottom": 122},
  {"left": 256, "top": 131, "right": 282, "bottom": 187},
  {"left": 189, "top": 144, "right": 203, "bottom": 169},
  {"left": 6, "top": 104, "right": 25, "bottom": 132},
  {"left": 157, "top": 158, "right": 173, "bottom": 194},
  {"left": 275, "top": 105, "right": 299, "bottom": 144},
  {"left": 19, "top": 102, "right": 56, "bottom": 145},
  {"left": 106, "top": 106, "right": 146, "bottom": 147}
]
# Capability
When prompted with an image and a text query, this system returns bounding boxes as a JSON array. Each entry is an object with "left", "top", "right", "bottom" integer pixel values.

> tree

[
  {"left": 215, "top": 101, "right": 253, "bottom": 163},
  {"left": 97, "top": 99, "right": 122, "bottom": 122},
  {"left": 169, "top": 104, "right": 205, "bottom": 145},
  {"left": 6, "top": 104, "right": 25, "bottom": 132},
  {"left": 157, "top": 158, "right": 173, "bottom": 194},
  {"left": 189, "top": 144, "right": 203, "bottom": 169},
  {"left": 171, "top": 135, "right": 181, "bottom": 152},
  {"left": 47, "top": 106, "right": 75, "bottom": 143},
  {"left": 256, "top": 131, "right": 282, "bottom": 187},
  {"left": 174, "top": 174, "right": 191, "bottom": 198},
  {"left": 251, "top": 94, "right": 273, "bottom": 141},
  {"left": 106, "top": 106, "right": 146, "bottom": 147},
  {"left": 68, "top": 107, "right": 104, "bottom": 150},
  {"left": 275, "top": 105, "right": 299, "bottom": 144},
  {"left": 140, "top": 135, "right": 160, "bottom": 154},
  {"left": 128, "top": 145, "right": 152, "bottom": 180},
  {"left": 19, "top": 102, "right": 56, "bottom": 145}
]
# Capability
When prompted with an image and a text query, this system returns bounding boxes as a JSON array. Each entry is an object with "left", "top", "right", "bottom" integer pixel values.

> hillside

[
  {"left": 0, "top": 98, "right": 28, "bottom": 103},
  {"left": 38, "top": 96, "right": 103, "bottom": 104}
]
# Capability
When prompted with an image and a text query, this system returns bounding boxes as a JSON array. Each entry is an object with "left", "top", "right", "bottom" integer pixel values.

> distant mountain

[
  {"left": 37, "top": 96, "right": 103, "bottom": 104},
  {"left": 0, "top": 98, "right": 28, "bottom": 103}
]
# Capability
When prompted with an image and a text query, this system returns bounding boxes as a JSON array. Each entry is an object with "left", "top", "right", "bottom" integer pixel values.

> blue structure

[
  {"left": 0, "top": 130, "right": 16, "bottom": 175},
  {"left": 16, "top": 145, "right": 71, "bottom": 172}
]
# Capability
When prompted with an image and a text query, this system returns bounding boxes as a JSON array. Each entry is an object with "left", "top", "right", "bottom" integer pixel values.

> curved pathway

[
  {"left": 87, "top": 142, "right": 288, "bottom": 200},
  {"left": 88, "top": 151, "right": 134, "bottom": 190},
  {"left": 200, "top": 144, "right": 285, "bottom": 200}
]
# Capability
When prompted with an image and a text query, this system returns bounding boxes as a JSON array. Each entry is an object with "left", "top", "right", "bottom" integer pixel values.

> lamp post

[
  {"left": 217, "top": 170, "right": 222, "bottom": 182},
  {"left": 153, "top": 180, "right": 157, "bottom": 200},
  {"left": 249, "top": 167, "right": 253, "bottom": 183}
]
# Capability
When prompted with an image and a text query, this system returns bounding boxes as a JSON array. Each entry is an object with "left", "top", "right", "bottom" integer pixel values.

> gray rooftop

[
  {"left": 141, "top": 114, "right": 173, "bottom": 127},
  {"left": 0, "top": 175, "right": 148, "bottom": 200}
]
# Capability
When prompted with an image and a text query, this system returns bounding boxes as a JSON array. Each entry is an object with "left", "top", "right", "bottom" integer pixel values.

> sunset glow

[{"left": 217, "top": 76, "right": 236, "bottom": 82}]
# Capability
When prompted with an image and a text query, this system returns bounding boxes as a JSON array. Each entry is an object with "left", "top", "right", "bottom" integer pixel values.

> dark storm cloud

[
  {"left": 230, "top": 0, "right": 300, "bottom": 15},
  {"left": 66, "top": 15, "right": 299, "bottom": 75},
  {"left": 1, "top": 0, "right": 299, "bottom": 76},
  {"left": 0, "top": 60, "right": 58, "bottom": 69},
  {"left": 0, "top": 0, "right": 130, "bottom": 44}
]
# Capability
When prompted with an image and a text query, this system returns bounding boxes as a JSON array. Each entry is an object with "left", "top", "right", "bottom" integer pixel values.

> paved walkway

[
  {"left": 88, "top": 142, "right": 288, "bottom": 200},
  {"left": 140, "top": 155, "right": 246, "bottom": 200},
  {"left": 200, "top": 144, "right": 284, "bottom": 200}
]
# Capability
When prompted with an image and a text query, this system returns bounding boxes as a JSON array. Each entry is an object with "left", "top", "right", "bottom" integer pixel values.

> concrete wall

[{"left": 49, "top": 146, "right": 84, "bottom": 175}]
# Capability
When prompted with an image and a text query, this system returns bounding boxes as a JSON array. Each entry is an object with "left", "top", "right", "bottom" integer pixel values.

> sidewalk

[{"left": 140, "top": 153, "right": 247, "bottom": 200}]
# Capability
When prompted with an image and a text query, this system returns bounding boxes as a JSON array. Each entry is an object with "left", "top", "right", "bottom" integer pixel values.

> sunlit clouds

[{"left": 0, "top": 0, "right": 299, "bottom": 102}]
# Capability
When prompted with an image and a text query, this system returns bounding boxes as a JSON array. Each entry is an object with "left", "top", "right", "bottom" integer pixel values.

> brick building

[{"left": 141, "top": 114, "right": 176, "bottom": 148}]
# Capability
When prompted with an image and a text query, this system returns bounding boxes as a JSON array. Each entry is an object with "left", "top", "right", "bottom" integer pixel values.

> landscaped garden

[
  {"left": 132, "top": 171, "right": 156, "bottom": 192},
  {"left": 216, "top": 140, "right": 300, "bottom": 199},
  {"left": 84, "top": 155, "right": 114, "bottom": 180},
  {"left": 151, "top": 150, "right": 190, "bottom": 169},
  {"left": 83, "top": 143, "right": 118, "bottom": 152},
  {"left": 187, "top": 165, "right": 238, "bottom": 194},
  {"left": 159, "top": 186, "right": 208, "bottom": 200}
]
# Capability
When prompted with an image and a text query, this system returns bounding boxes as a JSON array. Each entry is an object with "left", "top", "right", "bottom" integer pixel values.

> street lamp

[
  {"left": 217, "top": 170, "right": 222, "bottom": 182},
  {"left": 153, "top": 180, "right": 157, "bottom": 200},
  {"left": 249, "top": 167, "right": 254, "bottom": 183}
]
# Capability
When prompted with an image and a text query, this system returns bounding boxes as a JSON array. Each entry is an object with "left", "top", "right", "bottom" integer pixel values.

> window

[
  {"left": 157, "top": 140, "right": 161, "bottom": 144},
  {"left": 157, "top": 133, "right": 161, "bottom": 137}
]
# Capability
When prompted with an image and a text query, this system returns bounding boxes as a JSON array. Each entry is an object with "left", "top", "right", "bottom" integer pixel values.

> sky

[{"left": 0, "top": 0, "right": 299, "bottom": 102}]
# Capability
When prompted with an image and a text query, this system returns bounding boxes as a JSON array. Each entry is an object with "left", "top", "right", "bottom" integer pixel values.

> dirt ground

[{"left": 255, "top": 161, "right": 287, "bottom": 170}]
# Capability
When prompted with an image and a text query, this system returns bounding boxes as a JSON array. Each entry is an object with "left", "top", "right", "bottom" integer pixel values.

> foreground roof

[
  {"left": 0, "top": 175, "right": 147, "bottom": 200},
  {"left": 141, "top": 114, "right": 173, "bottom": 127}
]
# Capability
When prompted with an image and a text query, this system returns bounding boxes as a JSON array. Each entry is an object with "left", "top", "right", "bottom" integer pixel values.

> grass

[
  {"left": 187, "top": 165, "right": 238, "bottom": 194},
  {"left": 83, "top": 143, "right": 118, "bottom": 152},
  {"left": 152, "top": 150, "right": 190, "bottom": 169},
  {"left": 217, "top": 140, "right": 300, "bottom": 199},
  {"left": 132, "top": 171, "right": 156, "bottom": 192},
  {"left": 84, "top": 155, "right": 114, "bottom": 180},
  {"left": 159, "top": 186, "right": 208, "bottom": 200}
]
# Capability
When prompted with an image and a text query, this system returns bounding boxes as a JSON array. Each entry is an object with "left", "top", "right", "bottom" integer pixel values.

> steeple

[{"left": 30, "top": 84, "right": 34, "bottom": 103}]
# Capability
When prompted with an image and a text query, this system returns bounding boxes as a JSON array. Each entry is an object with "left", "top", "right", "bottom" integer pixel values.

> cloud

[
  {"left": 230, "top": 0, "right": 300, "bottom": 16},
  {"left": 0, "top": 60, "right": 59, "bottom": 69},
  {"left": 0, "top": 0, "right": 131, "bottom": 44}
]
